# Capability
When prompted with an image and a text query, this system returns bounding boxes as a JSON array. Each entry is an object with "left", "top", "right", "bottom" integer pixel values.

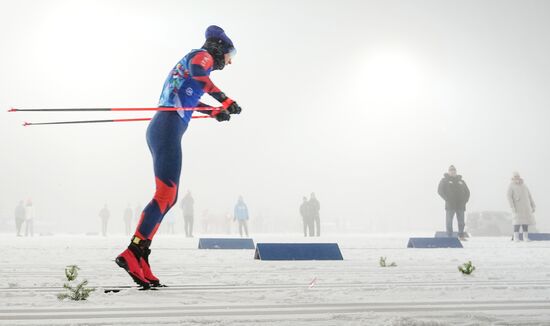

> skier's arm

[
  {"left": 189, "top": 52, "right": 241, "bottom": 116},
  {"left": 196, "top": 102, "right": 216, "bottom": 116}
]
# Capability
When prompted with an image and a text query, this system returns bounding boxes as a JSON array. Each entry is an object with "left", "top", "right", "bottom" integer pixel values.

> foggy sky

[{"left": 1, "top": 0, "right": 549, "bottom": 233}]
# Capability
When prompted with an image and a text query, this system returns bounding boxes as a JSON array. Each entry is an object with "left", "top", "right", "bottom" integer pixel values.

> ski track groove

[
  {"left": 1, "top": 300, "right": 550, "bottom": 321},
  {"left": 2, "top": 279, "right": 550, "bottom": 293}
]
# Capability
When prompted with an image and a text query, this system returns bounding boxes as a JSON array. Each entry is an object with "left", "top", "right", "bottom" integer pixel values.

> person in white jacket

[{"left": 507, "top": 172, "right": 536, "bottom": 242}]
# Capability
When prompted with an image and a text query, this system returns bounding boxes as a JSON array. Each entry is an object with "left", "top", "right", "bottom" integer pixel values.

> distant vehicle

[{"left": 467, "top": 211, "right": 537, "bottom": 236}]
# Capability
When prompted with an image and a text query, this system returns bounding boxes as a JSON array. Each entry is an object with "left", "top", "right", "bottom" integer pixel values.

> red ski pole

[
  {"left": 9, "top": 107, "right": 220, "bottom": 112},
  {"left": 22, "top": 115, "right": 211, "bottom": 127}
]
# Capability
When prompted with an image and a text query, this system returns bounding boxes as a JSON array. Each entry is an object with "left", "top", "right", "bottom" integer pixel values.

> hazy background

[{"left": 1, "top": 0, "right": 549, "bottom": 235}]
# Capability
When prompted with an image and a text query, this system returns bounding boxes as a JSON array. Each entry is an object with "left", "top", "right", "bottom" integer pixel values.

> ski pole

[
  {"left": 22, "top": 115, "right": 211, "bottom": 127},
  {"left": 9, "top": 107, "right": 220, "bottom": 112}
]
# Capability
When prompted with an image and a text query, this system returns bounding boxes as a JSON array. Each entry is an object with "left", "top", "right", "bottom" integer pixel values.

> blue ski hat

[{"left": 205, "top": 25, "right": 235, "bottom": 53}]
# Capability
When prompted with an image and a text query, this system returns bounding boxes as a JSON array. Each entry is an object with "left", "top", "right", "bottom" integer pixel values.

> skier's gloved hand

[
  {"left": 214, "top": 110, "right": 231, "bottom": 122},
  {"left": 226, "top": 102, "right": 242, "bottom": 115},
  {"left": 221, "top": 98, "right": 242, "bottom": 115}
]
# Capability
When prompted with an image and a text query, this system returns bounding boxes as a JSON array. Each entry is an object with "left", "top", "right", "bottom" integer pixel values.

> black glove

[
  {"left": 215, "top": 110, "right": 231, "bottom": 122},
  {"left": 226, "top": 101, "right": 242, "bottom": 114}
]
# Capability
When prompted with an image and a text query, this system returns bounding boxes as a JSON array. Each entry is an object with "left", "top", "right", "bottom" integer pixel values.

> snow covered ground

[{"left": 1, "top": 233, "right": 550, "bottom": 325}]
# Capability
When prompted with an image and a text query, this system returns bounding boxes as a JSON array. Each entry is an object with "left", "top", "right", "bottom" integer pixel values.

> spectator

[
  {"left": 507, "top": 172, "right": 536, "bottom": 242},
  {"left": 134, "top": 203, "right": 142, "bottom": 224},
  {"left": 438, "top": 165, "right": 470, "bottom": 240},
  {"left": 99, "top": 204, "right": 110, "bottom": 237},
  {"left": 163, "top": 209, "right": 176, "bottom": 235},
  {"left": 309, "top": 193, "right": 321, "bottom": 237},
  {"left": 15, "top": 201, "right": 26, "bottom": 237},
  {"left": 24, "top": 199, "right": 35, "bottom": 237},
  {"left": 123, "top": 204, "right": 133, "bottom": 236},
  {"left": 300, "top": 196, "right": 313, "bottom": 237},
  {"left": 180, "top": 191, "right": 195, "bottom": 237},
  {"left": 234, "top": 196, "right": 249, "bottom": 237}
]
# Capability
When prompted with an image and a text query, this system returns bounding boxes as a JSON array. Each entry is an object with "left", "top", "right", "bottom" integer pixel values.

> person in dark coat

[
  {"left": 180, "top": 191, "right": 195, "bottom": 237},
  {"left": 14, "top": 201, "right": 26, "bottom": 237},
  {"left": 299, "top": 196, "right": 313, "bottom": 237},
  {"left": 309, "top": 193, "right": 321, "bottom": 237},
  {"left": 438, "top": 165, "right": 470, "bottom": 240},
  {"left": 123, "top": 204, "right": 133, "bottom": 236}
]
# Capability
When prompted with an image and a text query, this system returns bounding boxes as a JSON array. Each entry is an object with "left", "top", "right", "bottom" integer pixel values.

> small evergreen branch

[
  {"left": 458, "top": 261, "right": 476, "bottom": 275},
  {"left": 57, "top": 265, "right": 95, "bottom": 301},
  {"left": 65, "top": 265, "right": 79, "bottom": 281},
  {"left": 379, "top": 256, "right": 397, "bottom": 267}
]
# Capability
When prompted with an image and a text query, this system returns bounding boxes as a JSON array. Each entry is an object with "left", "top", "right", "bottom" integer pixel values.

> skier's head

[
  {"left": 448, "top": 165, "right": 457, "bottom": 177},
  {"left": 202, "top": 25, "right": 236, "bottom": 71}
]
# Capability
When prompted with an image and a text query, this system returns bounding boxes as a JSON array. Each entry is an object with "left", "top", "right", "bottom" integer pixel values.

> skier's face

[
  {"left": 449, "top": 169, "right": 457, "bottom": 177},
  {"left": 224, "top": 53, "right": 232, "bottom": 66},
  {"left": 224, "top": 48, "right": 236, "bottom": 66}
]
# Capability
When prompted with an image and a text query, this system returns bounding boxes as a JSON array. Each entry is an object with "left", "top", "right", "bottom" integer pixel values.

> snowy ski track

[{"left": 2, "top": 234, "right": 550, "bottom": 325}]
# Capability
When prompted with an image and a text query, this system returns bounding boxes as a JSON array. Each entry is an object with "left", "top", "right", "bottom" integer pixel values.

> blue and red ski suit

[{"left": 134, "top": 49, "right": 233, "bottom": 240}]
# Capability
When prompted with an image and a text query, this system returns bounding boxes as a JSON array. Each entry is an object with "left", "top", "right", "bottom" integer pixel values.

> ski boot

[
  {"left": 115, "top": 236, "right": 151, "bottom": 289},
  {"left": 140, "top": 247, "right": 163, "bottom": 287}
]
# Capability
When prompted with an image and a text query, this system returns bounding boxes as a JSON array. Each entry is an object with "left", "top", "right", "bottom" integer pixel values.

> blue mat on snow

[
  {"left": 254, "top": 243, "right": 343, "bottom": 260},
  {"left": 198, "top": 238, "right": 255, "bottom": 249}
]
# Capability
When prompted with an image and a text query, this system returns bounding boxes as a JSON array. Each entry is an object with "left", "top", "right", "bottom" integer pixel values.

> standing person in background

[
  {"left": 234, "top": 196, "right": 249, "bottom": 237},
  {"left": 14, "top": 200, "right": 26, "bottom": 237},
  {"left": 438, "top": 165, "right": 470, "bottom": 241},
  {"left": 24, "top": 199, "right": 35, "bottom": 237},
  {"left": 134, "top": 203, "right": 142, "bottom": 225},
  {"left": 507, "top": 172, "right": 536, "bottom": 242},
  {"left": 123, "top": 204, "right": 133, "bottom": 236},
  {"left": 163, "top": 209, "right": 176, "bottom": 235},
  {"left": 309, "top": 193, "right": 321, "bottom": 237},
  {"left": 300, "top": 196, "right": 313, "bottom": 237},
  {"left": 99, "top": 204, "right": 110, "bottom": 237},
  {"left": 180, "top": 191, "right": 195, "bottom": 237}
]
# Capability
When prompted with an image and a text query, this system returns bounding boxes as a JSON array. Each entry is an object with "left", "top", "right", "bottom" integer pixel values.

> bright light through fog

[{"left": 361, "top": 50, "right": 426, "bottom": 105}]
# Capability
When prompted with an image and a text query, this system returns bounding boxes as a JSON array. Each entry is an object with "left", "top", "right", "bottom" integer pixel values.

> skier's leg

[
  {"left": 189, "top": 216, "right": 194, "bottom": 237},
  {"left": 303, "top": 218, "right": 307, "bottom": 237},
  {"left": 244, "top": 221, "right": 249, "bottom": 237},
  {"left": 239, "top": 221, "right": 243, "bottom": 237},
  {"left": 117, "top": 112, "right": 186, "bottom": 287}
]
